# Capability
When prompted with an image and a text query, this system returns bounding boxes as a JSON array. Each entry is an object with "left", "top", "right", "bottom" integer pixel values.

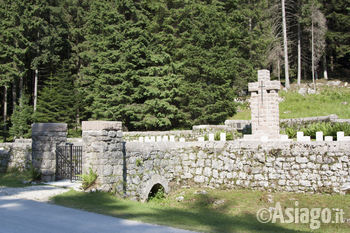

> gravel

[{"left": 0, "top": 185, "right": 72, "bottom": 203}]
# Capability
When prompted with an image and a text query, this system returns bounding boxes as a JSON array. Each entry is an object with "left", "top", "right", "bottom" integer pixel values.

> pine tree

[
  {"left": 9, "top": 94, "right": 33, "bottom": 139},
  {"left": 35, "top": 63, "right": 78, "bottom": 128}
]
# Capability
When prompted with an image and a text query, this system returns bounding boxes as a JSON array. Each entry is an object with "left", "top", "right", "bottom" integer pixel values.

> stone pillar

[
  {"left": 31, "top": 123, "right": 67, "bottom": 182},
  {"left": 82, "top": 121, "right": 123, "bottom": 192}
]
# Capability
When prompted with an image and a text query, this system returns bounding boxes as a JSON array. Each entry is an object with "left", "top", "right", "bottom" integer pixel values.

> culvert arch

[{"left": 141, "top": 174, "right": 169, "bottom": 202}]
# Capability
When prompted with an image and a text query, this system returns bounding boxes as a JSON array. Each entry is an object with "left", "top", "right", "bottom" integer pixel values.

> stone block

[
  {"left": 325, "top": 136, "right": 333, "bottom": 141},
  {"left": 220, "top": 133, "right": 226, "bottom": 141},
  {"left": 208, "top": 134, "right": 215, "bottom": 141},
  {"left": 32, "top": 123, "right": 67, "bottom": 132},
  {"left": 82, "top": 121, "right": 122, "bottom": 131},
  {"left": 316, "top": 132, "right": 323, "bottom": 141}
]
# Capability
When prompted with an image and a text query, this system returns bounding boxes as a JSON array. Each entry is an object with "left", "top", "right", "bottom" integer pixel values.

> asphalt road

[{"left": 0, "top": 195, "right": 197, "bottom": 233}]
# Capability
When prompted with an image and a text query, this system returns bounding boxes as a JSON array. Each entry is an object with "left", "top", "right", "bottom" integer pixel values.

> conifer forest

[{"left": 1, "top": 0, "right": 350, "bottom": 139}]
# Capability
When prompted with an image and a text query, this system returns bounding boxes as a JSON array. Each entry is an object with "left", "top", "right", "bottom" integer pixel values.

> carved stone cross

[{"left": 243, "top": 69, "right": 288, "bottom": 141}]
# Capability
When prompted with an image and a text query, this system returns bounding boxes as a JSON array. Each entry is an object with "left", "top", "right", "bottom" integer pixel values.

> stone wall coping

[
  {"left": 125, "top": 140, "right": 350, "bottom": 151},
  {"left": 280, "top": 114, "right": 339, "bottom": 123},
  {"left": 124, "top": 130, "right": 192, "bottom": 136},
  {"left": 192, "top": 125, "right": 228, "bottom": 130},
  {"left": 32, "top": 123, "right": 67, "bottom": 132},
  {"left": 82, "top": 121, "right": 122, "bottom": 131}
]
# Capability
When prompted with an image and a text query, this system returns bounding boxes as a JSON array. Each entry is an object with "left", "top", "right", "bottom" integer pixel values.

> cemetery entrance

[{"left": 56, "top": 143, "right": 83, "bottom": 182}]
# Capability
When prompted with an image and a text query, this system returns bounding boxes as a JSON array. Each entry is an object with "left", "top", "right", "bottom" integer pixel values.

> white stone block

[
  {"left": 162, "top": 136, "right": 169, "bottom": 142},
  {"left": 138, "top": 137, "right": 144, "bottom": 142},
  {"left": 260, "top": 136, "right": 268, "bottom": 142},
  {"left": 150, "top": 136, "right": 156, "bottom": 142},
  {"left": 145, "top": 137, "right": 150, "bottom": 142},
  {"left": 220, "top": 133, "right": 226, "bottom": 141},
  {"left": 297, "top": 132, "right": 304, "bottom": 141},
  {"left": 281, "top": 135, "right": 289, "bottom": 141},
  {"left": 156, "top": 136, "right": 162, "bottom": 142},
  {"left": 170, "top": 135, "right": 175, "bottom": 142},
  {"left": 179, "top": 138, "right": 185, "bottom": 142},
  {"left": 303, "top": 136, "right": 311, "bottom": 142},
  {"left": 344, "top": 136, "right": 350, "bottom": 141},
  {"left": 316, "top": 132, "right": 323, "bottom": 141},
  {"left": 325, "top": 136, "right": 333, "bottom": 141},
  {"left": 198, "top": 137, "right": 205, "bottom": 141},
  {"left": 337, "top": 132, "right": 345, "bottom": 141},
  {"left": 209, "top": 134, "right": 215, "bottom": 141}
]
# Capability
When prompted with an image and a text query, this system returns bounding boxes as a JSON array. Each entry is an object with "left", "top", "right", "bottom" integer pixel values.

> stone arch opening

[
  {"left": 147, "top": 183, "right": 165, "bottom": 200},
  {"left": 141, "top": 174, "right": 169, "bottom": 202}
]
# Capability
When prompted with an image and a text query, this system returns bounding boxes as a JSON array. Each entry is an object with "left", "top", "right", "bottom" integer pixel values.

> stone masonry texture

[{"left": 31, "top": 123, "right": 67, "bottom": 182}]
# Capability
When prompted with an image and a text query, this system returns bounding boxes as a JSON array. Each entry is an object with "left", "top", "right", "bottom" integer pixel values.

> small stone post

[
  {"left": 82, "top": 121, "right": 123, "bottom": 192},
  {"left": 31, "top": 123, "right": 67, "bottom": 182}
]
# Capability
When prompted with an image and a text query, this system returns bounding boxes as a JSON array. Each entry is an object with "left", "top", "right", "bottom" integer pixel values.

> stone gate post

[
  {"left": 31, "top": 123, "right": 67, "bottom": 182},
  {"left": 82, "top": 121, "right": 123, "bottom": 192}
]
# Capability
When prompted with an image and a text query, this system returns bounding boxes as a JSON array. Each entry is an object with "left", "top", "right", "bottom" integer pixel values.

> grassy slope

[
  {"left": 230, "top": 81, "right": 350, "bottom": 120},
  {"left": 51, "top": 188, "right": 350, "bottom": 233}
]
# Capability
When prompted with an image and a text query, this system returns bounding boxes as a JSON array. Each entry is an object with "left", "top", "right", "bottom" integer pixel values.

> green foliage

[
  {"left": 296, "top": 122, "right": 350, "bottom": 139},
  {"left": 35, "top": 63, "right": 84, "bottom": 129},
  {"left": 68, "top": 129, "right": 82, "bottom": 138},
  {"left": 148, "top": 186, "right": 166, "bottom": 202},
  {"left": 280, "top": 127, "right": 298, "bottom": 139},
  {"left": 9, "top": 94, "right": 33, "bottom": 139},
  {"left": 136, "top": 159, "right": 143, "bottom": 166},
  {"left": 78, "top": 167, "right": 98, "bottom": 190},
  {"left": 28, "top": 164, "right": 41, "bottom": 181},
  {"left": 226, "top": 132, "right": 234, "bottom": 141}
]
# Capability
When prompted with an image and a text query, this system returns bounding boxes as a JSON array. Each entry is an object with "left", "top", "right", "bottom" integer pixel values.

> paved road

[{"left": 0, "top": 195, "right": 196, "bottom": 233}]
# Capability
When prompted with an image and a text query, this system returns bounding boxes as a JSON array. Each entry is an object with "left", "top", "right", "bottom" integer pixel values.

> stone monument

[{"left": 243, "top": 70, "right": 289, "bottom": 141}]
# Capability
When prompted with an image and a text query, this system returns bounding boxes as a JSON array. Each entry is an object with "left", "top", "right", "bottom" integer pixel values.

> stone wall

[
  {"left": 31, "top": 123, "right": 67, "bottom": 181},
  {"left": 122, "top": 141, "right": 350, "bottom": 201},
  {"left": 0, "top": 140, "right": 32, "bottom": 172}
]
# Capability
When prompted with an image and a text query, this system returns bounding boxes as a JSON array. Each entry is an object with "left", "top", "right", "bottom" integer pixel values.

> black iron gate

[{"left": 56, "top": 143, "right": 82, "bottom": 182}]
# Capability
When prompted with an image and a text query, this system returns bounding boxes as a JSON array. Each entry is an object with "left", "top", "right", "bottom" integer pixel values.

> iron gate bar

[{"left": 56, "top": 143, "right": 82, "bottom": 182}]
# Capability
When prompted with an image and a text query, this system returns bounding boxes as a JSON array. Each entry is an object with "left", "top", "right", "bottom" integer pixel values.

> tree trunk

[
  {"left": 323, "top": 55, "right": 328, "bottom": 79},
  {"left": 19, "top": 68, "right": 23, "bottom": 106},
  {"left": 297, "top": 22, "right": 301, "bottom": 85},
  {"left": 3, "top": 85, "right": 7, "bottom": 142},
  {"left": 312, "top": 19, "right": 315, "bottom": 90},
  {"left": 12, "top": 80, "right": 16, "bottom": 114},
  {"left": 278, "top": 58, "right": 280, "bottom": 82},
  {"left": 34, "top": 31, "right": 39, "bottom": 112},
  {"left": 281, "top": 0, "right": 290, "bottom": 88}
]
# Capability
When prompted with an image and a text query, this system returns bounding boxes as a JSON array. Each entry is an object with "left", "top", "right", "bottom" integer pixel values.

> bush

[
  {"left": 28, "top": 164, "right": 41, "bottom": 181},
  {"left": 78, "top": 167, "right": 98, "bottom": 190}
]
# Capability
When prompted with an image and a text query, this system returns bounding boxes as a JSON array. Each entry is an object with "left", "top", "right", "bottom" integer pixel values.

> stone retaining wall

[
  {"left": 0, "top": 140, "right": 32, "bottom": 172},
  {"left": 122, "top": 141, "right": 350, "bottom": 201}
]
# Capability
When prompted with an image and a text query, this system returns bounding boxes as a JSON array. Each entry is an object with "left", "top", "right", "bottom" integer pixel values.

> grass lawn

[
  {"left": 0, "top": 171, "right": 33, "bottom": 187},
  {"left": 50, "top": 187, "right": 350, "bottom": 233}
]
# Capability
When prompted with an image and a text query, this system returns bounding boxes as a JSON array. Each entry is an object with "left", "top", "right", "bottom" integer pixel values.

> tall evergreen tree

[
  {"left": 35, "top": 63, "right": 78, "bottom": 128},
  {"left": 9, "top": 94, "right": 33, "bottom": 139}
]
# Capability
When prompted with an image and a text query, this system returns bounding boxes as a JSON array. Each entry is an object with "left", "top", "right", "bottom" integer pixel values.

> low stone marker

[
  {"left": 209, "top": 134, "right": 214, "bottom": 141},
  {"left": 220, "top": 133, "right": 226, "bottom": 141},
  {"left": 316, "top": 132, "right": 323, "bottom": 141}
]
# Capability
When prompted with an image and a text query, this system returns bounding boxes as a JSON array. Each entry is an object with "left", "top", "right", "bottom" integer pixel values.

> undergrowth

[{"left": 78, "top": 167, "right": 97, "bottom": 190}]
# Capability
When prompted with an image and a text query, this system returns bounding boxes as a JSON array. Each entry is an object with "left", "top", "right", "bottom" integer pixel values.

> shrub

[
  {"left": 78, "top": 167, "right": 98, "bottom": 190},
  {"left": 28, "top": 164, "right": 41, "bottom": 181}
]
